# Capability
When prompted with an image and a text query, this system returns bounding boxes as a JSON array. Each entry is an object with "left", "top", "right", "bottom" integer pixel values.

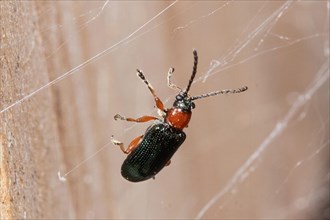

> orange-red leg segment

[
  {"left": 136, "top": 69, "right": 165, "bottom": 112},
  {"left": 114, "top": 114, "right": 158, "bottom": 123}
]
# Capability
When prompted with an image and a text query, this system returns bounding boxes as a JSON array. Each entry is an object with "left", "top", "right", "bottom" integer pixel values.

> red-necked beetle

[{"left": 111, "top": 49, "right": 248, "bottom": 182}]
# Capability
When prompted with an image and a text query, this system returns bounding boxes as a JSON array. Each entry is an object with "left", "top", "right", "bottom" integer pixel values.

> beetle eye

[
  {"left": 191, "top": 102, "right": 196, "bottom": 109},
  {"left": 176, "top": 94, "right": 183, "bottom": 100}
]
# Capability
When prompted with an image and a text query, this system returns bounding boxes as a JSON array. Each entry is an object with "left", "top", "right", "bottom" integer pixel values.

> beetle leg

[
  {"left": 111, "top": 135, "right": 143, "bottom": 154},
  {"left": 165, "top": 160, "right": 171, "bottom": 166},
  {"left": 114, "top": 114, "right": 158, "bottom": 123},
  {"left": 167, "top": 67, "right": 182, "bottom": 91},
  {"left": 111, "top": 135, "right": 125, "bottom": 153},
  {"left": 125, "top": 135, "right": 143, "bottom": 154},
  {"left": 136, "top": 69, "right": 166, "bottom": 114}
]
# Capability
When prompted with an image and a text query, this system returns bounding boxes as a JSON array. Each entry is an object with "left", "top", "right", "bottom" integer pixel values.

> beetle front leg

[
  {"left": 111, "top": 135, "right": 143, "bottom": 154},
  {"left": 136, "top": 69, "right": 166, "bottom": 117},
  {"left": 167, "top": 68, "right": 182, "bottom": 92}
]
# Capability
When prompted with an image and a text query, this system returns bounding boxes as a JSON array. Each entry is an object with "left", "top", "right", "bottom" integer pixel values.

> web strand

[
  {"left": 195, "top": 60, "right": 329, "bottom": 219},
  {"left": 0, "top": 1, "right": 177, "bottom": 114}
]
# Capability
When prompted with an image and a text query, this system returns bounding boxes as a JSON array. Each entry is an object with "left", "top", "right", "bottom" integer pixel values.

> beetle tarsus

[
  {"left": 111, "top": 135, "right": 127, "bottom": 154},
  {"left": 114, "top": 114, "right": 125, "bottom": 121}
]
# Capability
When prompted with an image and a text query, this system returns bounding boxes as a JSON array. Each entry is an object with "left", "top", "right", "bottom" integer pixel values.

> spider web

[{"left": 1, "top": 1, "right": 329, "bottom": 219}]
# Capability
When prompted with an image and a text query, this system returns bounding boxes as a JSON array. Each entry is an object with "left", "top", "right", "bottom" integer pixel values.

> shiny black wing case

[{"left": 121, "top": 123, "right": 186, "bottom": 182}]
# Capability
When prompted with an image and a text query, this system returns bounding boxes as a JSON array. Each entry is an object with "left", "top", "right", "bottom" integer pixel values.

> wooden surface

[
  {"left": 1, "top": 1, "right": 328, "bottom": 219},
  {"left": 0, "top": 2, "right": 71, "bottom": 218}
]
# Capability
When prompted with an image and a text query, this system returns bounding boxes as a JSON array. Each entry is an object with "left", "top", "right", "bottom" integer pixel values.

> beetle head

[{"left": 172, "top": 92, "right": 195, "bottom": 112}]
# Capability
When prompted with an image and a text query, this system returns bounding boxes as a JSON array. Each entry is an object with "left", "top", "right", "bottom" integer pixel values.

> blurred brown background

[{"left": 1, "top": 1, "right": 329, "bottom": 219}]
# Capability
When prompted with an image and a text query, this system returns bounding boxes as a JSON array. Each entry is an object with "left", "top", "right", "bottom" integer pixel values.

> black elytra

[{"left": 121, "top": 123, "right": 186, "bottom": 182}]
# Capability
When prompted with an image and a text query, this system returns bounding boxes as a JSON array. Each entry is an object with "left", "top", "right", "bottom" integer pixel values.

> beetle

[{"left": 111, "top": 49, "right": 248, "bottom": 182}]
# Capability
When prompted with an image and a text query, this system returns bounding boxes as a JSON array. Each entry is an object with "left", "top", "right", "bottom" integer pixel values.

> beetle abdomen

[{"left": 121, "top": 123, "right": 186, "bottom": 182}]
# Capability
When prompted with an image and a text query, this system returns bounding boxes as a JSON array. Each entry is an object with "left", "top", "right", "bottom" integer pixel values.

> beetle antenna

[
  {"left": 184, "top": 49, "right": 198, "bottom": 94},
  {"left": 191, "top": 86, "right": 248, "bottom": 100}
]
